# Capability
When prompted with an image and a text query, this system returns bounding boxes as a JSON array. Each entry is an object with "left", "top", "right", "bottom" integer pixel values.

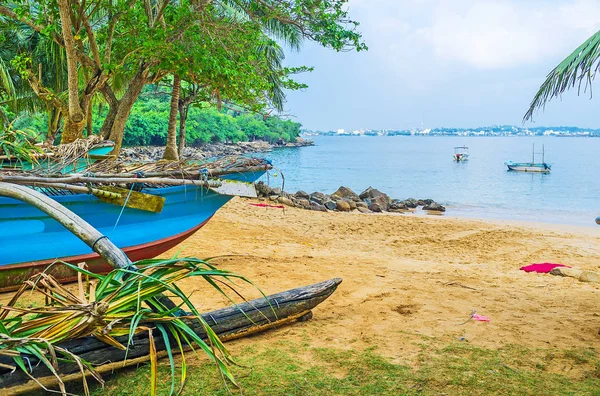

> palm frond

[{"left": 524, "top": 29, "right": 600, "bottom": 121}]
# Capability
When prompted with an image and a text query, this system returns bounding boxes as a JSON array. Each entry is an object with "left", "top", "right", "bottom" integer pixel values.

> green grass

[{"left": 82, "top": 340, "right": 600, "bottom": 396}]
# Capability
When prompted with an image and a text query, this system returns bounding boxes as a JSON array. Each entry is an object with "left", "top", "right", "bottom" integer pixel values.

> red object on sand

[
  {"left": 249, "top": 203, "right": 285, "bottom": 209},
  {"left": 520, "top": 263, "right": 571, "bottom": 273}
]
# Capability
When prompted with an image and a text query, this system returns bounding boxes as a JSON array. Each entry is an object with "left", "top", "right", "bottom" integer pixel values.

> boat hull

[
  {"left": 505, "top": 162, "right": 551, "bottom": 173},
  {"left": 0, "top": 170, "right": 265, "bottom": 291}
]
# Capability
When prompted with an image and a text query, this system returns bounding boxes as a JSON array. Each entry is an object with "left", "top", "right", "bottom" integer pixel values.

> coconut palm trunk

[{"left": 162, "top": 74, "right": 181, "bottom": 161}]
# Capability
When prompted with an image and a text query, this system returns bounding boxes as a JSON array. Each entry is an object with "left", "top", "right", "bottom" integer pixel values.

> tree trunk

[
  {"left": 56, "top": 0, "right": 85, "bottom": 142},
  {"left": 177, "top": 101, "right": 188, "bottom": 156},
  {"left": 106, "top": 68, "right": 149, "bottom": 155},
  {"left": 45, "top": 108, "right": 62, "bottom": 145},
  {"left": 162, "top": 74, "right": 180, "bottom": 161}
]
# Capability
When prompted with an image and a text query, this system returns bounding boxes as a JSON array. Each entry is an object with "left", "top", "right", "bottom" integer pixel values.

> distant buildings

[{"left": 302, "top": 125, "right": 600, "bottom": 137}]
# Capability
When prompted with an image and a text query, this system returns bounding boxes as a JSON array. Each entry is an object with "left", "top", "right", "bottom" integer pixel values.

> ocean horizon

[{"left": 261, "top": 135, "right": 600, "bottom": 227}]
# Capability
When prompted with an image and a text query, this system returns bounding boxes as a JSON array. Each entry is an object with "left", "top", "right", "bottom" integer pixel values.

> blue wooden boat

[
  {"left": 505, "top": 144, "right": 551, "bottom": 173},
  {"left": 0, "top": 161, "right": 269, "bottom": 291}
]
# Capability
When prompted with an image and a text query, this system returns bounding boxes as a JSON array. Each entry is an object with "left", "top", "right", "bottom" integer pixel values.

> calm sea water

[{"left": 260, "top": 136, "right": 600, "bottom": 226}]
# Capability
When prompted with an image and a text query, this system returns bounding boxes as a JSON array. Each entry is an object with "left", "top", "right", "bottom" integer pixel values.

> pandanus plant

[{"left": 0, "top": 257, "right": 264, "bottom": 395}]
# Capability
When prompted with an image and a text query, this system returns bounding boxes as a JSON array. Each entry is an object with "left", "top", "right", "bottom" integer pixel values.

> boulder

[
  {"left": 421, "top": 198, "right": 434, "bottom": 205},
  {"left": 296, "top": 198, "right": 311, "bottom": 210},
  {"left": 357, "top": 206, "right": 371, "bottom": 214},
  {"left": 423, "top": 202, "right": 446, "bottom": 212},
  {"left": 269, "top": 187, "right": 282, "bottom": 196},
  {"left": 310, "top": 202, "right": 328, "bottom": 212},
  {"left": 336, "top": 200, "right": 351, "bottom": 212},
  {"left": 359, "top": 186, "right": 387, "bottom": 200},
  {"left": 356, "top": 201, "right": 368, "bottom": 209},
  {"left": 550, "top": 267, "right": 583, "bottom": 279},
  {"left": 369, "top": 202, "right": 385, "bottom": 212},
  {"left": 269, "top": 195, "right": 279, "bottom": 201},
  {"left": 345, "top": 199, "right": 357, "bottom": 210},
  {"left": 329, "top": 194, "right": 342, "bottom": 201},
  {"left": 417, "top": 200, "right": 426, "bottom": 206},
  {"left": 324, "top": 200, "right": 337, "bottom": 210},
  {"left": 295, "top": 190, "right": 310, "bottom": 200},
  {"left": 389, "top": 201, "right": 408, "bottom": 211},
  {"left": 401, "top": 198, "right": 418, "bottom": 208},
  {"left": 369, "top": 195, "right": 389, "bottom": 211},
  {"left": 277, "top": 197, "right": 295, "bottom": 207},
  {"left": 310, "top": 192, "right": 329, "bottom": 205},
  {"left": 255, "top": 181, "right": 271, "bottom": 197},
  {"left": 332, "top": 186, "right": 360, "bottom": 202},
  {"left": 579, "top": 271, "right": 600, "bottom": 283}
]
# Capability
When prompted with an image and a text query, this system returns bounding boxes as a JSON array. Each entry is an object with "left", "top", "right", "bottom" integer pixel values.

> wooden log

[
  {"left": 0, "top": 174, "right": 222, "bottom": 187},
  {"left": 0, "top": 278, "right": 342, "bottom": 393}
]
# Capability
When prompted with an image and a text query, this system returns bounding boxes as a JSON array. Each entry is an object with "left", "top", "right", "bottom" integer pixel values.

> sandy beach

[{"left": 160, "top": 198, "right": 600, "bottom": 378}]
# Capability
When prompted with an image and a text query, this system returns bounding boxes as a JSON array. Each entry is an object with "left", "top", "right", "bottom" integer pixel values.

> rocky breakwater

[
  {"left": 255, "top": 183, "right": 446, "bottom": 215},
  {"left": 119, "top": 138, "right": 313, "bottom": 162}
]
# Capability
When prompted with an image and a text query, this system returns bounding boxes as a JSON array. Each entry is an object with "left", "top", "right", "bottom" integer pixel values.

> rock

[
  {"left": 324, "top": 200, "right": 337, "bottom": 210},
  {"left": 269, "top": 195, "right": 279, "bottom": 201},
  {"left": 579, "top": 271, "right": 600, "bottom": 283},
  {"left": 310, "top": 202, "right": 328, "bottom": 212},
  {"left": 296, "top": 198, "right": 311, "bottom": 210},
  {"left": 356, "top": 202, "right": 368, "bottom": 209},
  {"left": 549, "top": 267, "right": 583, "bottom": 279},
  {"left": 423, "top": 202, "right": 446, "bottom": 212},
  {"left": 345, "top": 199, "right": 357, "bottom": 210},
  {"left": 270, "top": 187, "right": 282, "bottom": 196},
  {"left": 357, "top": 206, "right": 371, "bottom": 214},
  {"left": 329, "top": 194, "right": 342, "bottom": 201},
  {"left": 369, "top": 195, "right": 389, "bottom": 211},
  {"left": 255, "top": 181, "right": 271, "bottom": 197},
  {"left": 310, "top": 192, "right": 329, "bottom": 205},
  {"left": 417, "top": 200, "right": 426, "bottom": 206},
  {"left": 332, "top": 186, "right": 360, "bottom": 202},
  {"left": 401, "top": 198, "right": 418, "bottom": 208},
  {"left": 389, "top": 201, "right": 408, "bottom": 211},
  {"left": 359, "top": 186, "right": 387, "bottom": 200},
  {"left": 277, "top": 197, "right": 295, "bottom": 207},
  {"left": 295, "top": 190, "right": 310, "bottom": 200},
  {"left": 336, "top": 200, "right": 351, "bottom": 212},
  {"left": 369, "top": 202, "right": 385, "bottom": 212},
  {"left": 421, "top": 198, "right": 434, "bottom": 205}
]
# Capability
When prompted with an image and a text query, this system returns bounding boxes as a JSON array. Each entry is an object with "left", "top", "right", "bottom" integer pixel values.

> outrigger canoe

[{"left": 0, "top": 157, "right": 270, "bottom": 291}]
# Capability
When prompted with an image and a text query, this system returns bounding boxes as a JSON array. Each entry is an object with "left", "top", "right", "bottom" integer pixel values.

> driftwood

[{"left": 0, "top": 278, "right": 342, "bottom": 393}]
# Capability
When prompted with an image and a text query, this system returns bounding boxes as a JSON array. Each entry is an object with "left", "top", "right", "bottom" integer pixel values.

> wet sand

[{"left": 164, "top": 198, "right": 600, "bottom": 370}]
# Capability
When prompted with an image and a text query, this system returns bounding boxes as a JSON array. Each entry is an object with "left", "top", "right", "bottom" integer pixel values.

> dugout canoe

[{"left": 0, "top": 277, "right": 343, "bottom": 393}]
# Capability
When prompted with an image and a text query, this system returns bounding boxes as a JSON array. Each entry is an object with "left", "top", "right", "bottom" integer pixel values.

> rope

[
  {"left": 91, "top": 235, "right": 109, "bottom": 251},
  {"left": 113, "top": 182, "right": 135, "bottom": 231}
]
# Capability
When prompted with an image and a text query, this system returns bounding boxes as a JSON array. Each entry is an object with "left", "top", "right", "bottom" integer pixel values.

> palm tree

[{"left": 524, "top": 30, "right": 600, "bottom": 121}]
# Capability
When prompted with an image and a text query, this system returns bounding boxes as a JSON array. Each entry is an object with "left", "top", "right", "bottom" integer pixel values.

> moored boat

[
  {"left": 0, "top": 156, "right": 270, "bottom": 291},
  {"left": 453, "top": 146, "right": 469, "bottom": 162},
  {"left": 505, "top": 144, "right": 551, "bottom": 173}
]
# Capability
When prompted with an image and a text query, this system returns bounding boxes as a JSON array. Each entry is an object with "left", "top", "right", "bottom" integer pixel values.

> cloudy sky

[{"left": 283, "top": 0, "right": 600, "bottom": 131}]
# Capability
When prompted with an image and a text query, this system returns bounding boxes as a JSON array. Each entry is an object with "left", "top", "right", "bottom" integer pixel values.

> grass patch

[{"left": 83, "top": 341, "right": 600, "bottom": 395}]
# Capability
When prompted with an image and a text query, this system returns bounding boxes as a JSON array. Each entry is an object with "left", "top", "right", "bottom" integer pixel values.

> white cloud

[{"left": 351, "top": 0, "right": 600, "bottom": 70}]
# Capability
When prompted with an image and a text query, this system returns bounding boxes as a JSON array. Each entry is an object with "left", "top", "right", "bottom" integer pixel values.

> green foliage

[
  {"left": 0, "top": 257, "right": 265, "bottom": 395},
  {"left": 93, "top": 341, "right": 600, "bottom": 396},
  {"left": 525, "top": 29, "right": 600, "bottom": 121},
  {"left": 109, "top": 88, "right": 301, "bottom": 146}
]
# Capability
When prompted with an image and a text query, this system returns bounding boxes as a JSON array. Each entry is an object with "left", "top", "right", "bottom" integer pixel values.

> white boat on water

[
  {"left": 453, "top": 146, "right": 469, "bottom": 162},
  {"left": 504, "top": 144, "right": 551, "bottom": 173}
]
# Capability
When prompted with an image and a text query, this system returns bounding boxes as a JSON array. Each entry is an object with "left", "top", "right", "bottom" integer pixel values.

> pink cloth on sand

[
  {"left": 472, "top": 314, "right": 490, "bottom": 322},
  {"left": 520, "top": 263, "right": 570, "bottom": 273}
]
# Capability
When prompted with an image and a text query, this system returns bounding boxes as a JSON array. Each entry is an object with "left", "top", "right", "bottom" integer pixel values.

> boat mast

[{"left": 542, "top": 144, "right": 545, "bottom": 163}]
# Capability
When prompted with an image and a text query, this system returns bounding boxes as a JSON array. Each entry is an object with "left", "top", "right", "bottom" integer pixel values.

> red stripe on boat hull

[{"left": 0, "top": 216, "right": 213, "bottom": 292}]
